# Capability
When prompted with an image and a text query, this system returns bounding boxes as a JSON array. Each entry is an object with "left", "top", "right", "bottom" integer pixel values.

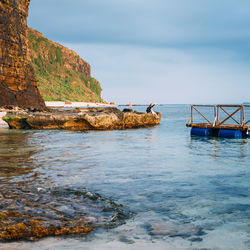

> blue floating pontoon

[
  {"left": 218, "top": 129, "right": 242, "bottom": 139},
  {"left": 191, "top": 127, "right": 213, "bottom": 137}
]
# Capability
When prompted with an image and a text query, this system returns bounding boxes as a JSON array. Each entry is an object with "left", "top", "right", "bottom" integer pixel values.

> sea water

[{"left": 0, "top": 105, "right": 249, "bottom": 250}]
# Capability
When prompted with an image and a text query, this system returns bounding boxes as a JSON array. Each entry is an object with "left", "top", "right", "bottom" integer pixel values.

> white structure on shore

[{"left": 0, "top": 112, "right": 8, "bottom": 128}]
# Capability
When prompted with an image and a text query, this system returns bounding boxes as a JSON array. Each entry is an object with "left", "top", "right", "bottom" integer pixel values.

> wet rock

[
  {"left": 189, "top": 237, "right": 203, "bottom": 242},
  {"left": 0, "top": 221, "right": 93, "bottom": 241},
  {"left": 122, "top": 108, "right": 133, "bottom": 113},
  {"left": 3, "top": 107, "right": 161, "bottom": 130},
  {"left": 148, "top": 221, "right": 201, "bottom": 238},
  {"left": 83, "top": 217, "right": 98, "bottom": 223},
  {"left": 119, "top": 235, "right": 135, "bottom": 244},
  {"left": 0, "top": 185, "right": 132, "bottom": 241}
]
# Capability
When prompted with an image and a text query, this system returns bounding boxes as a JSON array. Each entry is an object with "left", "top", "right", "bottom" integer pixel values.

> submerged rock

[
  {"left": 0, "top": 185, "right": 133, "bottom": 241},
  {"left": 149, "top": 221, "right": 197, "bottom": 237},
  {"left": 3, "top": 107, "right": 161, "bottom": 130},
  {"left": 147, "top": 220, "right": 206, "bottom": 240},
  {"left": 0, "top": 219, "right": 92, "bottom": 241}
]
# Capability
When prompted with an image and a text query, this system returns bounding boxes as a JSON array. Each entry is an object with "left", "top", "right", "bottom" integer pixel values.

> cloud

[
  {"left": 28, "top": 0, "right": 250, "bottom": 104},
  {"left": 64, "top": 43, "right": 250, "bottom": 104},
  {"left": 28, "top": 0, "right": 250, "bottom": 52}
]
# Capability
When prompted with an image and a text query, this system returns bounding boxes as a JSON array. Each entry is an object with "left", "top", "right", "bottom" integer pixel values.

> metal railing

[{"left": 188, "top": 105, "right": 250, "bottom": 127}]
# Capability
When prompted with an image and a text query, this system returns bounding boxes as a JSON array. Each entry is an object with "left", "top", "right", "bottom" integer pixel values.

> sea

[{"left": 0, "top": 104, "right": 249, "bottom": 250}]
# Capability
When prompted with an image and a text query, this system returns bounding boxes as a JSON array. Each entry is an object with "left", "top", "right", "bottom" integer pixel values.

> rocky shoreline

[{"left": 2, "top": 107, "right": 161, "bottom": 130}]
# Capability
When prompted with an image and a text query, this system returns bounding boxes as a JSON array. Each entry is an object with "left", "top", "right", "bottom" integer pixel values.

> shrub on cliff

[{"left": 28, "top": 28, "right": 103, "bottom": 102}]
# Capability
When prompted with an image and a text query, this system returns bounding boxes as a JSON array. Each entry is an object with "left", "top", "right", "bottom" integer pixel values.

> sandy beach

[{"left": 45, "top": 101, "right": 115, "bottom": 108}]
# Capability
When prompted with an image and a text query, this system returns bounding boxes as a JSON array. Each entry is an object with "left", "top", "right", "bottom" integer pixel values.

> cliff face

[
  {"left": 0, "top": 0, "right": 45, "bottom": 109},
  {"left": 28, "top": 28, "right": 103, "bottom": 102}
]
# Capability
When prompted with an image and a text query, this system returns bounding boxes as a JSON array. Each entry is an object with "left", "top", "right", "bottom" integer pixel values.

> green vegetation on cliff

[{"left": 28, "top": 28, "right": 102, "bottom": 102}]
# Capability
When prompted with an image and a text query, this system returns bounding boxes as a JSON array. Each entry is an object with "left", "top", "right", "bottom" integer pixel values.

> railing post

[
  {"left": 242, "top": 105, "right": 245, "bottom": 126},
  {"left": 217, "top": 106, "right": 220, "bottom": 124},
  {"left": 188, "top": 105, "right": 193, "bottom": 124},
  {"left": 191, "top": 105, "right": 193, "bottom": 124},
  {"left": 213, "top": 105, "right": 217, "bottom": 126},
  {"left": 240, "top": 106, "right": 242, "bottom": 125}
]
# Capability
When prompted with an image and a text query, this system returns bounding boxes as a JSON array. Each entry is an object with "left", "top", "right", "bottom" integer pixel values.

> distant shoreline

[{"left": 45, "top": 101, "right": 115, "bottom": 108}]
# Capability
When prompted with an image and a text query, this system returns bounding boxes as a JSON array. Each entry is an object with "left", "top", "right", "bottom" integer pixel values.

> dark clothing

[{"left": 146, "top": 104, "right": 155, "bottom": 113}]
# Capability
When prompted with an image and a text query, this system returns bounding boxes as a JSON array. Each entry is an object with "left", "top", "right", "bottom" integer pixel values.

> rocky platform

[{"left": 3, "top": 107, "right": 161, "bottom": 130}]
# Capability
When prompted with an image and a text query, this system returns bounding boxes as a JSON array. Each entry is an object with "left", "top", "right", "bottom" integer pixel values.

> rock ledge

[{"left": 3, "top": 107, "right": 161, "bottom": 130}]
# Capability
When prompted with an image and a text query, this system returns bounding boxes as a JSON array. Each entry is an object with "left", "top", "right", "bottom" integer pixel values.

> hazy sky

[{"left": 28, "top": 0, "right": 250, "bottom": 104}]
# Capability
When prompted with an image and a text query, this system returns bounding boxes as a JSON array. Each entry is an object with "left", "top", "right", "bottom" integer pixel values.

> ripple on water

[{"left": 0, "top": 105, "right": 249, "bottom": 249}]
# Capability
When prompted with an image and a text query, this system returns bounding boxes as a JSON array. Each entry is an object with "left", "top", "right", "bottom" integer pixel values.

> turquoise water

[{"left": 0, "top": 105, "right": 249, "bottom": 249}]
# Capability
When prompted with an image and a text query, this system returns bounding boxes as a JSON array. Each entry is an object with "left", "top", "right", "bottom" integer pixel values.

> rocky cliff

[
  {"left": 0, "top": 0, "right": 45, "bottom": 109},
  {"left": 28, "top": 28, "right": 103, "bottom": 102}
]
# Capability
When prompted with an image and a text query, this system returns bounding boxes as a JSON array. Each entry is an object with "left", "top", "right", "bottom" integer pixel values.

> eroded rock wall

[{"left": 0, "top": 0, "right": 45, "bottom": 109}]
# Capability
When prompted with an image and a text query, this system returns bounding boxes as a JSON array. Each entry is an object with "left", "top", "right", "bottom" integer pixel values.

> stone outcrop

[
  {"left": 3, "top": 108, "right": 161, "bottom": 130},
  {"left": 0, "top": 0, "right": 45, "bottom": 109}
]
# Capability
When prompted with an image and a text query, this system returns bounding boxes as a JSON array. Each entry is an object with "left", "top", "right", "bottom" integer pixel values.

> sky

[{"left": 28, "top": 0, "right": 250, "bottom": 104}]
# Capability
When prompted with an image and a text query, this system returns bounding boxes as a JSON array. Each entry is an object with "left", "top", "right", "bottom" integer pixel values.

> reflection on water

[
  {"left": 0, "top": 105, "right": 249, "bottom": 249},
  {"left": 0, "top": 130, "right": 132, "bottom": 241},
  {"left": 189, "top": 135, "right": 248, "bottom": 159},
  {"left": 0, "top": 130, "right": 40, "bottom": 182}
]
